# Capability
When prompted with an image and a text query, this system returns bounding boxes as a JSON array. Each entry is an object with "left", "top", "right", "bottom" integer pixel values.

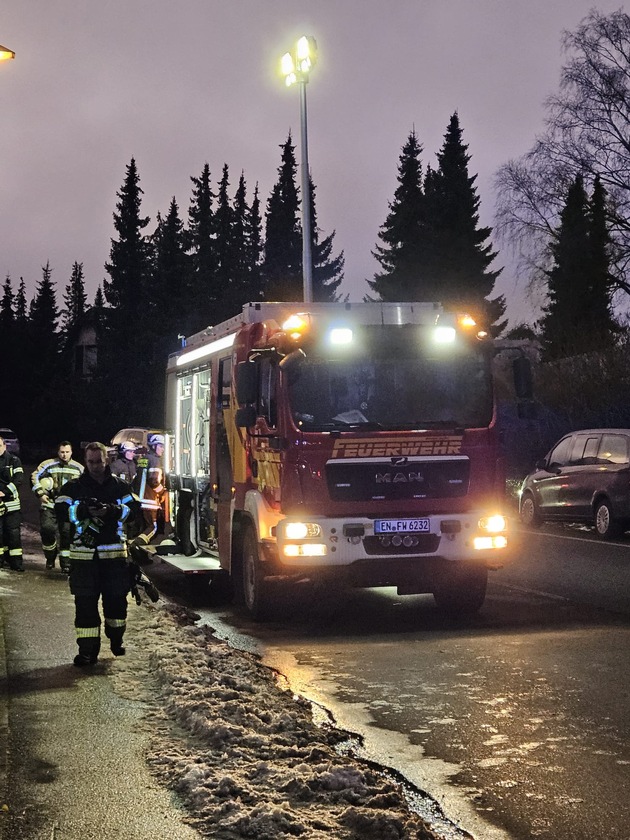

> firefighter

[
  {"left": 132, "top": 433, "right": 165, "bottom": 549},
  {"left": 31, "top": 440, "right": 83, "bottom": 571},
  {"left": 110, "top": 440, "right": 138, "bottom": 483},
  {"left": 0, "top": 434, "right": 24, "bottom": 572},
  {"left": 55, "top": 441, "right": 141, "bottom": 667}
]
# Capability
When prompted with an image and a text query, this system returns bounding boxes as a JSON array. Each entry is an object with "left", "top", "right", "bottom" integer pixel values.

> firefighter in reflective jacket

[
  {"left": 0, "top": 434, "right": 24, "bottom": 572},
  {"left": 55, "top": 441, "right": 141, "bottom": 667},
  {"left": 31, "top": 440, "right": 83, "bottom": 571},
  {"left": 132, "top": 433, "right": 165, "bottom": 548}
]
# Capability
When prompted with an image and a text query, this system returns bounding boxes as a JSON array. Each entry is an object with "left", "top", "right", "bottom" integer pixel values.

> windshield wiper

[
  {"left": 412, "top": 419, "right": 467, "bottom": 431},
  {"left": 336, "top": 421, "right": 385, "bottom": 430}
]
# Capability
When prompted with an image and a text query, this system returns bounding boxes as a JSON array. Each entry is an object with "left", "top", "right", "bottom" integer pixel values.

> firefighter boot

[
  {"left": 73, "top": 638, "right": 101, "bottom": 667},
  {"left": 107, "top": 627, "right": 126, "bottom": 657},
  {"left": 44, "top": 548, "right": 57, "bottom": 570}
]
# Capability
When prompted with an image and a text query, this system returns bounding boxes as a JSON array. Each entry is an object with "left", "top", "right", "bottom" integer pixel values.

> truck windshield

[{"left": 286, "top": 324, "right": 493, "bottom": 431}]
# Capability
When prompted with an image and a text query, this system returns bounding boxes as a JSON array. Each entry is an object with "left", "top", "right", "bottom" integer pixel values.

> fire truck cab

[{"left": 164, "top": 301, "right": 517, "bottom": 619}]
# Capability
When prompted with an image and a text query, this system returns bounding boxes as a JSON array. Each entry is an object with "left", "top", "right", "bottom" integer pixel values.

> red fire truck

[{"left": 163, "top": 301, "right": 522, "bottom": 619}]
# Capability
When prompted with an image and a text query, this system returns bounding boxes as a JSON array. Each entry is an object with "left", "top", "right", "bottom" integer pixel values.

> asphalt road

[
  {"left": 19, "top": 480, "right": 630, "bottom": 840},
  {"left": 162, "top": 523, "right": 630, "bottom": 840}
]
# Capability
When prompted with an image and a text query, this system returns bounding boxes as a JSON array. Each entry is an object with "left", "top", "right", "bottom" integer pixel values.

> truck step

[{"left": 158, "top": 552, "right": 222, "bottom": 574}]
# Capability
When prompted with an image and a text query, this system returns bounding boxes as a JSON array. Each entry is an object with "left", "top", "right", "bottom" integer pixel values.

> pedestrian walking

[
  {"left": 0, "top": 434, "right": 24, "bottom": 572},
  {"left": 31, "top": 440, "right": 83, "bottom": 571},
  {"left": 55, "top": 441, "right": 141, "bottom": 667},
  {"left": 110, "top": 440, "right": 138, "bottom": 483}
]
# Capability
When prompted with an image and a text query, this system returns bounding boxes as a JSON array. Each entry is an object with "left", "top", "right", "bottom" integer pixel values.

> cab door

[{"left": 214, "top": 356, "right": 234, "bottom": 564}]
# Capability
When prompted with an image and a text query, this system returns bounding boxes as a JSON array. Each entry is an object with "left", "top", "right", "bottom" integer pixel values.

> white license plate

[{"left": 374, "top": 518, "right": 430, "bottom": 534}]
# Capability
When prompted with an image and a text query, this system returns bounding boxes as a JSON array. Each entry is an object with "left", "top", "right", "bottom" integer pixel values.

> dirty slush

[{"left": 111, "top": 601, "right": 443, "bottom": 840}]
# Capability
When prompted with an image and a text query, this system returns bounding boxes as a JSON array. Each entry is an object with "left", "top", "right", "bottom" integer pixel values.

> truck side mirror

[
  {"left": 235, "top": 406, "right": 257, "bottom": 428},
  {"left": 236, "top": 361, "right": 257, "bottom": 406}
]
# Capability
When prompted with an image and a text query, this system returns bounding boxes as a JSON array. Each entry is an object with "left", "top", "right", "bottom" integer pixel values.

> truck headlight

[
  {"left": 284, "top": 522, "right": 322, "bottom": 539},
  {"left": 478, "top": 514, "right": 507, "bottom": 533}
]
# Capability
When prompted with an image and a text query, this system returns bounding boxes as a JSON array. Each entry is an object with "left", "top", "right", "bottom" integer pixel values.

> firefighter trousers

[
  {"left": 69, "top": 554, "right": 130, "bottom": 656},
  {"left": 39, "top": 506, "right": 72, "bottom": 568},
  {"left": 0, "top": 510, "right": 24, "bottom": 570}
]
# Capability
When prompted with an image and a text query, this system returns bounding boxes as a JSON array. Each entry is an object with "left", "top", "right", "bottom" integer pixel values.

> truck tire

[
  {"left": 433, "top": 564, "right": 488, "bottom": 616},
  {"left": 238, "top": 526, "right": 273, "bottom": 621}
]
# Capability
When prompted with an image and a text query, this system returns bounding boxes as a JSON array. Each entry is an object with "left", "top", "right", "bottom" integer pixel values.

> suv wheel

[
  {"left": 594, "top": 499, "right": 623, "bottom": 540},
  {"left": 520, "top": 492, "right": 542, "bottom": 527}
]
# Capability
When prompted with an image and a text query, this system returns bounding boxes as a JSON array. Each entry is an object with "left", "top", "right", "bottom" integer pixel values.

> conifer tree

[
  {"left": 61, "top": 262, "right": 88, "bottom": 351},
  {"left": 15, "top": 277, "right": 27, "bottom": 325},
  {"left": 309, "top": 176, "right": 344, "bottom": 302},
  {"left": 212, "top": 164, "right": 236, "bottom": 320},
  {"left": 104, "top": 158, "right": 151, "bottom": 322},
  {"left": 540, "top": 176, "right": 595, "bottom": 358},
  {"left": 588, "top": 176, "right": 616, "bottom": 341},
  {"left": 8, "top": 279, "right": 30, "bottom": 435},
  {"left": 27, "top": 262, "right": 62, "bottom": 439},
  {"left": 94, "top": 285, "right": 105, "bottom": 310},
  {"left": 29, "top": 261, "right": 59, "bottom": 355},
  {"left": 230, "top": 172, "right": 255, "bottom": 308},
  {"left": 101, "top": 158, "right": 154, "bottom": 425},
  {"left": 541, "top": 175, "right": 617, "bottom": 359},
  {"left": 0, "top": 275, "right": 14, "bottom": 349},
  {"left": 144, "top": 198, "right": 191, "bottom": 420},
  {"left": 262, "top": 134, "right": 302, "bottom": 301},
  {"left": 425, "top": 113, "right": 505, "bottom": 331},
  {"left": 151, "top": 197, "right": 191, "bottom": 347},
  {"left": 0, "top": 276, "right": 14, "bottom": 418},
  {"left": 248, "top": 183, "right": 264, "bottom": 302},
  {"left": 368, "top": 130, "right": 426, "bottom": 301},
  {"left": 92, "top": 286, "right": 106, "bottom": 343},
  {"left": 188, "top": 162, "right": 217, "bottom": 332}
]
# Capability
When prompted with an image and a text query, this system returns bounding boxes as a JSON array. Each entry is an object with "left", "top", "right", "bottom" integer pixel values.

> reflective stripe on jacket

[
  {"left": 32, "top": 458, "right": 84, "bottom": 509},
  {"left": 55, "top": 470, "right": 139, "bottom": 561},
  {"left": 0, "top": 451, "right": 23, "bottom": 514}
]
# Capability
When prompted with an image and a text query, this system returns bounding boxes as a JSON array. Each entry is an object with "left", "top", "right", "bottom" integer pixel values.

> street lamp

[
  {"left": 281, "top": 35, "right": 317, "bottom": 303},
  {"left": 0, "top": 44, "right": 15, "bottom": 61}
]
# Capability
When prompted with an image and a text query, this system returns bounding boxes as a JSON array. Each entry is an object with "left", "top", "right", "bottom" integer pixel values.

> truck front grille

[{"left": 326, "top": 459, "right": 470, "bottom": 502}]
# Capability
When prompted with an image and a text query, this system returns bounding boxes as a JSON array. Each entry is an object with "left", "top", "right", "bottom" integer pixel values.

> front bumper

[{"left": 271, "top": 511, "right": 513, "bottom": 570}]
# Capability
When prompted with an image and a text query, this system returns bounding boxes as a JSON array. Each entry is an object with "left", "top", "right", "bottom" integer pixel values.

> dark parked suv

[{"left": 520, "top": 429, "right": 630, "bottom": 539}]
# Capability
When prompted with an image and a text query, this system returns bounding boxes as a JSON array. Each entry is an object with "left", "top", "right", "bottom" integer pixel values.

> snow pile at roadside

[{"left": 112, "top": 601, "right": 442, "bottom": 840}]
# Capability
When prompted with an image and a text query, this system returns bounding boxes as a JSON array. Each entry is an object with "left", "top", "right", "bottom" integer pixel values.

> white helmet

[
  {"left": 40, "top": 476, "right": 54, "bottom": 493},
  {"left": 148, "top": 434, "right": 165, "bottom": 449}
]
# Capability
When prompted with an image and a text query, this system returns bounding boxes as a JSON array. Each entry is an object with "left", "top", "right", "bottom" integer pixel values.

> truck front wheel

[
  {"left": 433, "top": 564, "right": 488, "bottom": 616},
  {"left": 239, "top": 526, "right": 273, "bottom": 621}
]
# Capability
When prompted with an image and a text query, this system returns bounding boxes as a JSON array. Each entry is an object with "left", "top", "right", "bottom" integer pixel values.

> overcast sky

[{"left": 0, "top": 1, "right": 625, "bottom": 328}]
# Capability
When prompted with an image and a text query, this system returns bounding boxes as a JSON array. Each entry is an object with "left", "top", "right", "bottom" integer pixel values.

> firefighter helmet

[
  {"left": 40, "top": 476, "right": 54, "bottom": 493},
  {"left": 119, "top": 441, "right": 137, "bottom": 455},
  {"left": 148, "top": 434, "right": 165, "bottom": 449}
]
